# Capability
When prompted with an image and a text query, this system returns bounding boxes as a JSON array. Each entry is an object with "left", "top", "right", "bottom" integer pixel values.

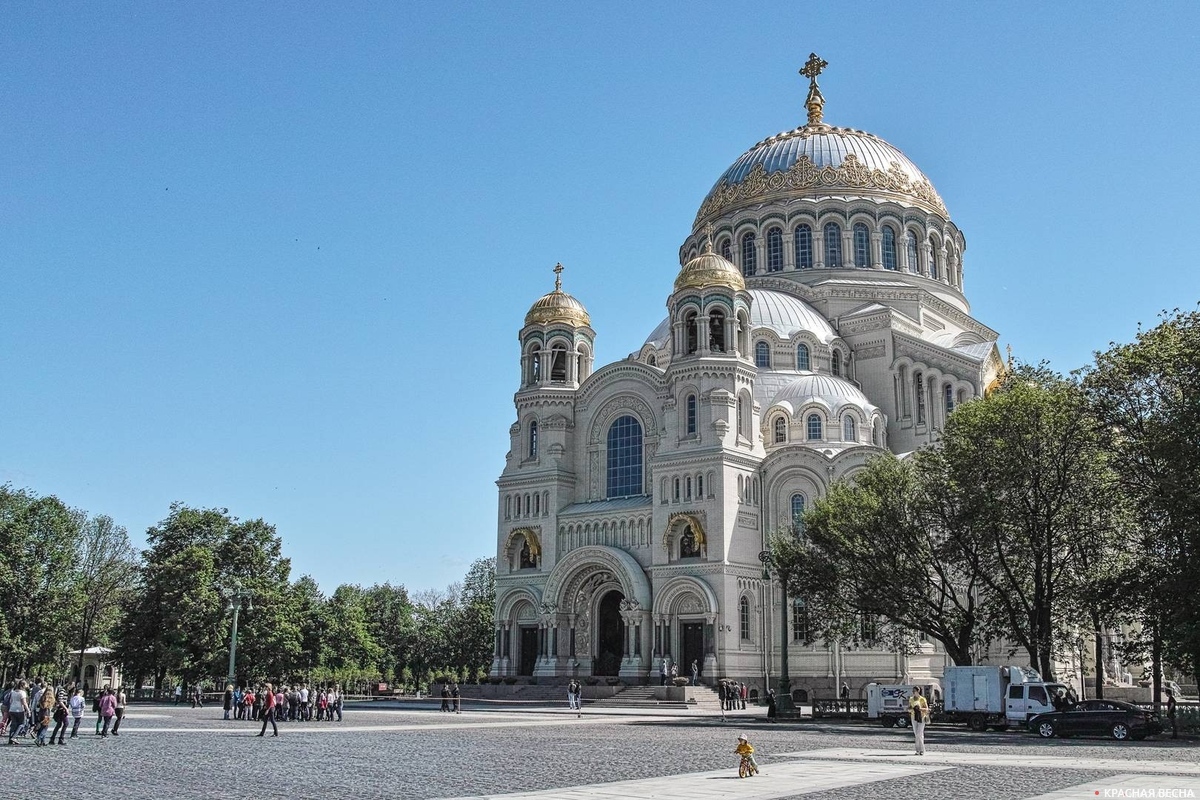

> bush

[
  {"left": 672, "top": 677, "right": 690, "bottom": 687},
  {"left": 584, "top": 677, "right": 600, "bottom": 686}
]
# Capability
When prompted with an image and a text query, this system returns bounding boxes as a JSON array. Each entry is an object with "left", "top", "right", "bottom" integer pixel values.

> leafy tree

[
  {"left": 362, "top": 583, "right": 415, "bottom": 681},
  {"left": 322, "top": 584, "right": 382, "bottom": 681},
  {"left": 290, "top": 575, "right": 327, "bottom": 678},
  {"left": 71, "top": 512, "right": 138, "bottom": 681},
  {"left": 1083, "top": 308, "right": 1200, "bottom": 689}
]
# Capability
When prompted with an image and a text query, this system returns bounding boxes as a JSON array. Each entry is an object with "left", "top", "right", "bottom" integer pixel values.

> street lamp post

[
  {"left": 760, "top": 550, "right": 796, "bottom": 718},
  {"left": 220, "top": 581, "right": 253, "bottom": 686}
]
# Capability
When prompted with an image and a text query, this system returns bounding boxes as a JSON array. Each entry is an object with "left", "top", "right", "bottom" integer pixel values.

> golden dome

[
  {"left": 674, "top": 237, "right": 745, "bottom": 293},
  {"left": 524, "top": 264, "right": 591, "bottom": 327}
]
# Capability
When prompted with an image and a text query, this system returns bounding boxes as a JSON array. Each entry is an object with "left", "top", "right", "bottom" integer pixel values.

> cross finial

[
  {"left": 799, "top": 52, "right": 829, "bottom": 126},
  {"left": 553, "top": 262, "right": 564, "bottom": 291},
  {"left": 1006, "top": 343, "right": 1013, "bottom": 369},
  {"left": 703, "top": 223, "right": 714, "bottom": 253}
]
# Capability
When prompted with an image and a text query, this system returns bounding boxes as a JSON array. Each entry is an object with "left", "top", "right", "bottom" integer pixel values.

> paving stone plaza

[{"left": 6, "top": 702, "right": 1196, "bottom": 799}]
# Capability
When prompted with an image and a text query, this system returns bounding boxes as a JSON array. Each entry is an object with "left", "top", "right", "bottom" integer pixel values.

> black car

[{"left": 1029, "top": 699, "right": 1163, "bottom": 741}]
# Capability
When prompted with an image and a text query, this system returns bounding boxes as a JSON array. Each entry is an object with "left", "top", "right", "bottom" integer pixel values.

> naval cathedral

[{"left": 490, "top": 58, "right": 1003, "bottom": 698}]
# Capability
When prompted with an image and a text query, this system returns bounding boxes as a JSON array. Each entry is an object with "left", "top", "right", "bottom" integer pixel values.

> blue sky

[{"left": 3, "top": 2, "right": 1197, "bottom": 594}]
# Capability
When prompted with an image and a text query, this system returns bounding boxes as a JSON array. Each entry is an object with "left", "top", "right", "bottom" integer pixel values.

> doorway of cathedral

[
  {"left": 519, "top": 626, "right": 538, "bottom": 676},
  {"left": 681, "top": 622, "right": 704, "bottom": 683},
  {"left": 594, "top": 590, "right": 625, "bottom": 676}
]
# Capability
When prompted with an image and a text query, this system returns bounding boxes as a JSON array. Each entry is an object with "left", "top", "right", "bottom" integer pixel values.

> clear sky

[{"left": 3, "top": 2, "right": 1198, "bottom": 595}]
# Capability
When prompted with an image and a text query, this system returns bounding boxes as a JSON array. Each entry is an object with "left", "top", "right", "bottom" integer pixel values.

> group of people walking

[
  {"left": 438, "top": 683, "right": 461, "bottom": 713},
  {"left": 221, "top": 683, "right": 343, "bottom": 736},
  {"left": 4, "top": 679, "right": 127, "bottom": 745}
]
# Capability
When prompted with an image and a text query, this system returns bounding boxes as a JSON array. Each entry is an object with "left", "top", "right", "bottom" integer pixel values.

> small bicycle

[{"left": 738, "top": 753, "right": 759, "bottom": 778}]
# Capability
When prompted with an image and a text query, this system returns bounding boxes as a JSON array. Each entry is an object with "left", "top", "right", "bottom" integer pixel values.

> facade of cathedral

[{"left": 491, "top": 62, "right": 1003, "bottom": 696}]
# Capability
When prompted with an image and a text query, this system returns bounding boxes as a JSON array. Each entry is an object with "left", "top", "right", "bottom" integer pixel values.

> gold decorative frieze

[{"left": 694, "top": 152, "right": 948, "bottom": 227}]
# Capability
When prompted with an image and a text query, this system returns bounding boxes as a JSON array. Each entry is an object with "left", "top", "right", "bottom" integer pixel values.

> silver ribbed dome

[
  {"left": 694, "top": 124, "right": 947, "bottom": 225},
  {"left": 643, "top": 289, "right": 835, "bottom": 350},
  {"left": 768, "top": 373, "right": 878, "bottom": 416}
]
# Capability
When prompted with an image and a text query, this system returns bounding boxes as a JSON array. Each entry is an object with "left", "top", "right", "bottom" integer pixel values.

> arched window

[
  {"left": 740, "top": 232, "right": 757, "bottom": 276},
  {"left": 767, "top": 227, "right": 783, "bottom": 272},
  {"left": 686, "top": 476, "right": 692, "bottom": 499},
  {"left": 929, "top": 242, "right": 940, "bottom": 280},
  {"left": 679, "top": 525, "right": 700, "bottom": 557},
  {"left": 673, "top": 477, "right": 680, "bottom": 501},
  {"left": 843, "top": 415, "right": 856, "bottom": 442},
  {"left": 736, "top": 397, "right": 747, "bottom": 438},
  {"left": 906, "top": 233, "right": 920, "bottom": 273},
  {"left": 533, "top": 493, "right": 540, "bottom": 515},
  {"left": 853, "top": 223, "right": 871, "bottom": 268},
  {"left": 529, "top": 421, "right": 538, "bottom": 458},
  {"left": 755, "top": 341, "right": 771, "bottom": 368},
  {"left": 773, "top": 416, "right": 786, "bottom": 443},
  {"left": 684, "top": 310, "right": 698, "bottom": 354},
  {"left": 794, "top": 224, "right": 813, "bottom": 269},
  {"left": 697, "top": 474, "right": 704, "bottom": 497},
  {"left": 914, "top": 372, "right": 926, "bottom": 424},
  {"left": 739, "top": 596, "right": 751, "bottom": 641},
  {"left": 824, "top": 223, "right": 842, "bottom": 268},
  {"left": 709, "top": 309, "right": 726, "bottom": 353},
  {"left": 550, "top": 344, "right": 568, "bottom": 382},
  {"left": 807, "top": 414, "right": 822, "bottom": 440},
  {"left": 685, "top": 394, "right": 697, "bottom": 436},
  {"left": 529, "top": 344, "right": 541, "bottom": 384},
  {"left": 720, "top": 238, "right": 732, "bottom": 261},
  {"left": 796, "top": 343, "right": 810, "bottom": 371},
  {"left": 790, "top": 493, "right": 806, "bottom": 528},
  {"left": 606, "top": 415, "right": 643, "bottom": 498},
  {"left": 882, "top": 226, "right": 897, "bottom": 270},
  {"left": 872, "top": 419, "right": 881, "bottom": 446},
  {"left": 831, "top": 350, "right": 841, "bottom": 377},
  {"left": 944, "top": 383, "right": 955, "bottom": 415}
]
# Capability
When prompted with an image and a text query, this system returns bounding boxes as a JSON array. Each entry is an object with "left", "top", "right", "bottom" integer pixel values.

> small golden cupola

[
  {"left": 674, "top": 225, "right": 746, "bottom": 293},
  {"left": 525, "top": 263, "right": 591, "bottom": 327}
]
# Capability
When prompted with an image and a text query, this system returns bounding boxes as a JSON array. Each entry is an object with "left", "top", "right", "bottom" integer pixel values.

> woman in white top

[
  {"left": 68, "top": 689, "right": 85, "bottom": 739},
  {"left": 6, "top": 681, "right": 30, "bottom": 744}
]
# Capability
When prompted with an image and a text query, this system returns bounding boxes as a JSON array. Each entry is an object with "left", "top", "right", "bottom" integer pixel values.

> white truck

[
  {"left": 866, "top": 682, "right": 942, "bottom": 728},
  {"left": 942, "top": 664, "right": 1066, "bottom": 731}
]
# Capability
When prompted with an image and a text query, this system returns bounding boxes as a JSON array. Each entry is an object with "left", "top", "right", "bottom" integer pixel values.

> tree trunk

[
  {"left": 1151, "top": 619, "right": 1163, "bottom": 714},
  {"left": 1093, "top": 625, "right": 1104, "bottom": 700}
]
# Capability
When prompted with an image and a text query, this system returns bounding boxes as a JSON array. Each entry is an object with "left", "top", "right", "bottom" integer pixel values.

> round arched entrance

[{"left": 595, "top": 589, "right": 625, "bottom": 676}]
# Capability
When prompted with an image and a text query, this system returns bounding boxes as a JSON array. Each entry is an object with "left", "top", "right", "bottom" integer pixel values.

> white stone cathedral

[{"left": 491, "top": 59, "right": 1003, "bottom": 698}]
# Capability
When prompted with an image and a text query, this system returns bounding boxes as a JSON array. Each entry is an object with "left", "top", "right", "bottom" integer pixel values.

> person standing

[
  {"left": 174, "top": 684, "right": 182, "bottom": 705},
  {"left": 335, "top": 685, "right": 344, "bottom": 721},
  {"left": 766, "top": 689, "right": 777, "bottom": 722},
  {"left": 440, "top": 683, "right": 450, "bottom": 712},
  {"left": 68, "top": 688, "right": 84, "bottom": 739},
  {"left": 98, "top": 688, "right": 116, "bottom": 737},
  {"left": 691, "top": 659, "right": 699, "bottom": 686},
  {"left": 740, "top": 682, "right": 748, "bottom": 710},
  {"left": 566, "top": 679, "right": 580, "bottom": 715},
  {"left": 256, "top": 682, "right": 278, "bottom": 737},
  {"left": 451, "top": 684, "right": 459, "bottom": 715},
  {"left": 670, "top": 662, "right": 678, "bottom": 683},
  {"left": 111, "top": 687, "right": 127, "bottom": 735},
  {"left": 50, "top": 682, "right": 70, "bottom": 745},
  {"left": 6, "top": 681, "right": 29, "bottom": 745},
  {"left": 660, "top": 659, "right": 668, "bottom": 687},
  {"left": 717, "top": 681, "right": 727, "bottom": 712},
  {"left": 223, "top": 684, "right": 234, "bottom": 721},
  {"left": 1166, "top": 689, "right": 1178, "bottom": 740},
  {"left": 909, "top": 685, "right": 929, "bottom": 755}
]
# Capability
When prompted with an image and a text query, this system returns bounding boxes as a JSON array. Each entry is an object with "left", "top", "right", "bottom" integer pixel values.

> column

[
  {"left": 698, "top": 315, "right": 711, "bottom": 356},
  {"left": 842, "top": 229, "right": 854, "bottom": 269},
  {"left": 814, "top": 230, "right": 826, "bottom": 269},
  {"left": 783, "top": 231, "right": 795, "bottom": 271},
  {"left": 871, "top": 231, "right": 883, "bottom": 269}
]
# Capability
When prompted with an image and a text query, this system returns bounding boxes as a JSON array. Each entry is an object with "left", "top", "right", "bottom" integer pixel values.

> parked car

[{"left": 1028, "top": 699, "right": 1163, "bottom": 741}]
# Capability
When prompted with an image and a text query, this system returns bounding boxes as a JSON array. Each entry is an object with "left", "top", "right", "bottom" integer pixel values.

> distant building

[
  {"left": 69, "top": 646, "right": 122, "bottom": 692},
  {"left": 491, "top": 61, "right": 1002, "bottom": 696}
]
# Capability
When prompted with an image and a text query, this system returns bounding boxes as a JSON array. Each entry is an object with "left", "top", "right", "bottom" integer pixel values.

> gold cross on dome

[
  {"left": 800, "top": 52, "right": 828, "bottom": 83},
  {"left": 553, "top": 262, "right": 564, "bottom": 291}
]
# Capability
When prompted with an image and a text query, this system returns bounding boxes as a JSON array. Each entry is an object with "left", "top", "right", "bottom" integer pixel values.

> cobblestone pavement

[{"left": 1, "top": 704, "right": 1195, "bottom": 799}]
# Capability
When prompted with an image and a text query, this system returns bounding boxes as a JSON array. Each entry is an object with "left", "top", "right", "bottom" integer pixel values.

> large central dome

[{"left": 694, "top": 124, "right": 947, "bottom": 228}]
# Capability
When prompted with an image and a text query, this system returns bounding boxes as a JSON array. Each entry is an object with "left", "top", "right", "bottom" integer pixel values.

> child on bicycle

[{"left": 735, "top": 733, "right": 758, "bottom": 775}]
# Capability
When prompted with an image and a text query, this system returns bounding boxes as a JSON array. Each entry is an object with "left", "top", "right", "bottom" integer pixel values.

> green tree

[
  {"left": 1083, "top": 308, "right": 1200, "bottom": 688},
  {"left": 71, "top": 512, "right": 138, "bottom": 681},
  {"left": 322, "top": 584, "right": 382, "bottom": 681},
  {"left": 362, "top": 583, "right": 416, "bottom": 681},
  {"left": 290, "top": 575, "right": 327, "bottom": 679}
]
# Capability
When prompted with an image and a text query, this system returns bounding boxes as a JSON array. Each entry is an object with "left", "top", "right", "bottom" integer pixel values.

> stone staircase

[{"left": 590, "top": 684, "right": 726, "bottom": 711}]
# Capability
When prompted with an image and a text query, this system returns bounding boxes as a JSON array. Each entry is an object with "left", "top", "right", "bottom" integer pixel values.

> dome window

[
  {"left": 529, "top": 421, "right": 539, "bottom": 458},
  {"left": 906, "top": 233, "right": 920, "bottom": 273},
  {"left": 755, "top": 341, "right": 771, "bottom": 368},
  {"left": 794, "top": 225, "right": 813, "bottom": 269},
  {"left": 843, "top": 415, "right": 856, "bottom": 442},
  {"left": 831, "top": 350, "right": 842, "bottom": 378},
  {"left": 796, "top": 343, "right": 811, "bottom": 371},
  {"left": 528, "top": 344, "right": 542, "bottom": 385},
  {"left": 882, "top": 226, "right": 898, "bottom": 271},
  {"left": 767, "top": 227, "right": 784, "bottom": 272},
  {"left": 684, "top": 311, "right": 699, "bottom": 355},
  {"left": 853, "top": 223, "right": 871, "bottom": 268},
  {"left": 741, "top": 232, "right": 758, "bottom": 276},
  {"left": 550, "top": 344, "right": 568, "bottom": 382},
  {"left": 720, "top": 238, "right": 732, "bottom": 261},
  {"left": 709, "top": 310, "right": 727, "bottom": 353},
  {"left": 685, "top": 394, "right": 697, "bottom": 436},
  {"left": 606, "top": 415, "right": 644, "bottom": 498},
  {"left": 806, "top": 414, "right": 823, "bottom": 441},
  {"left": 774, "top": 416, "right": 786, "bottom": 444},
  {"left": 824, "top": 223, "right": 843, "bottom": 268},
  {"left": 929, "top": 242, "right": 941, "bottom": 280}
]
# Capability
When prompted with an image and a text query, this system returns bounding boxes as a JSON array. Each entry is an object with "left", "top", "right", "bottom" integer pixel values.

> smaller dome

[
  {"left": 769, "top": 373, "right": 878, "bottom": 417},
  {"left": 674, "top": 244, "right": 745, "bottom": 293},
  {"left": 525, "top": 265, "right": 590, "bottom": 327}
]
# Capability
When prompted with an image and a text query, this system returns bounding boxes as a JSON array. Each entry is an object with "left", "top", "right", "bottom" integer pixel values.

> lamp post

[
  {"left": 760, "top": 549, "right": 796, "bottom": 717},
  {"left": 220, "top": 581, "right": 253, "bottom": 686}
]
